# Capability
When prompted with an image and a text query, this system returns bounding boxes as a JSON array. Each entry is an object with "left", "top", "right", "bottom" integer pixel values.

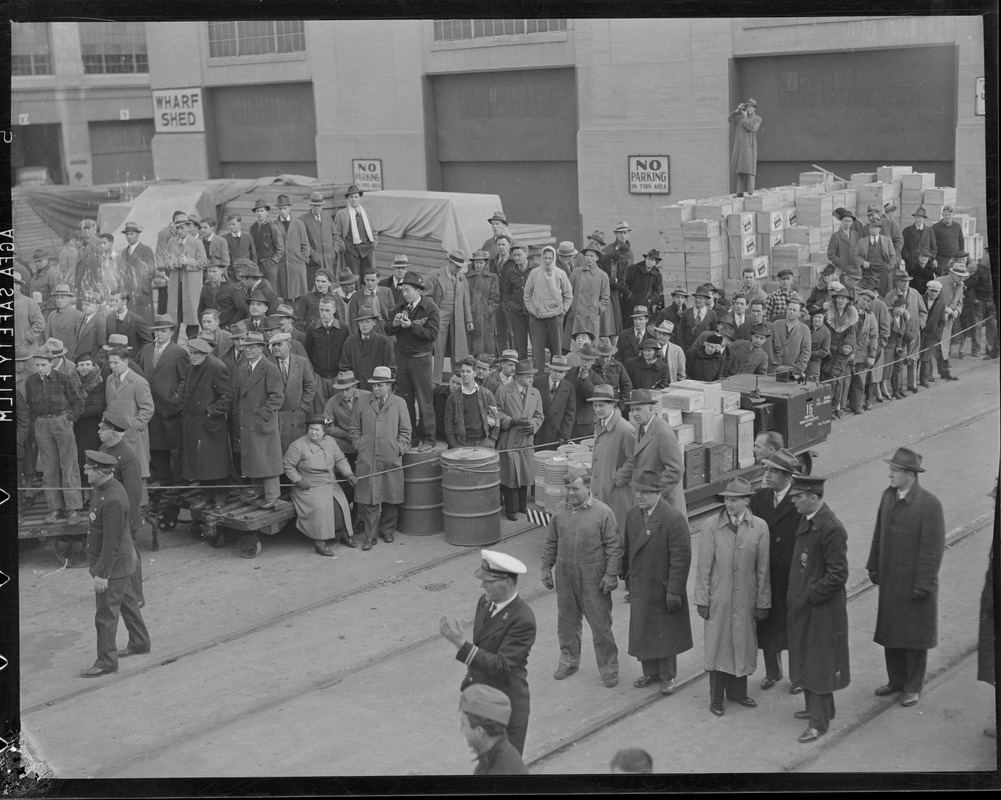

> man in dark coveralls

[
  {"left": 866, "top": 446, "right": 945, "bottom": 708},
  {"left": 440, "top": 549, "right": 537, "bottom": 755},
  {"left": 79, "top": 450, "right": 150, "bottom": 677},
  {"left": 787, "top": 475, "right": 850, "bottom": 743},
  {"left": 621, "top": 479, "right": 693, "bottom": 695},
  {"left": 751, "top": 448, "right": 803, "bottom": 695}
]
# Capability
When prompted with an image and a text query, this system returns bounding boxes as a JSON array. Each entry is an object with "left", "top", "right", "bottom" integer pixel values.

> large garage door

[
  {"left": 433, "top": 68, "right": 580, "bottom": 245},
  {"left": 89, "top": 119, "right": 155, "bottom": 184},
  {"left": 736, "top": 46, "right": 957, "bottom": 189},
  {"left": 211, "top": 83, "right": 317, "bottom": 179}
]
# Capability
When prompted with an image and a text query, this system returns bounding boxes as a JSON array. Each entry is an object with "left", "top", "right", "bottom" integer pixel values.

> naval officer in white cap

[{"left": 440, "top": 549, "right": 537, "bottom": 755}]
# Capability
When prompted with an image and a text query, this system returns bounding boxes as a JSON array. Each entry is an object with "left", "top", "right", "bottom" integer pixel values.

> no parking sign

[{"left": 352, "top": 159, "right": 383, "bottom": 192}]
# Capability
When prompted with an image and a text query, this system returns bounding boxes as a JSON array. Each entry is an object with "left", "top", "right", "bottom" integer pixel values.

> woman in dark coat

[
  {"left": 625, "top": 339, "right": 671, "bottom": 390},
  {"left": 823, "top": 289, "right": 858, "bottom": 418},
  {"left": 179, "top": 339, "right": 234, "bottom": 500},
  {"left": 687, "top": 334, "right": 727, "bottom": 382},
  {"left": 73, "top": 356, "right": 107, "bottom": 478}
]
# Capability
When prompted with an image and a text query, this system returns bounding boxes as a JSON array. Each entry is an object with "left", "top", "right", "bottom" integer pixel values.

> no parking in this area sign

[{"left": 628, "top": 155, "right": 670, "bottom": 194}]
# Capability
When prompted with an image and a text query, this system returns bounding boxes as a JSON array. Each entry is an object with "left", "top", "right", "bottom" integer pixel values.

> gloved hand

[
  {"left": 345, "top": 474, "right": 358, "bottom": 486},
  {"left": 754, "top": 608, "right": 769, "bottom": 621},
  {"left": 697, "top": 605, "right": 709, "bottom": 620},
  {"left": 665, "top": 592, "right": 683, "bottom": 613},
  {"left": 868, "top": 571, "right": 879, "bottom": 585},
  {"left": 518, "top": 419, "right": 535, "bottom": 433},
  {"left": 541, "top": 570, "right": 555, "bottom": 590},
  {"left": 599, "top": 575, "right": 618, "bottom": 594},
  {"left": 912, "top": 588, "right": 931, "bottom": 600},
  {"left": 296, "top": 478, "right": 310, "bottom": 490}
]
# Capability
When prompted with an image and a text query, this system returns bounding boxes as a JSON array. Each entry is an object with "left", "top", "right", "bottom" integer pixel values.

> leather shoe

[
  {"left": 900, "top": 692, "right": 920, "bottom": 707},
  {"left": 633, "top": 674, "right": 660, "bottom": 688},
  {"left": 789, "top": 684, "right": 804, "bottom": 695},
  {"left": 116, "top": 648, "right": 150, "bottom": 658},
  {"left": 340, "top": 535, "right": 357, "bottom": 549},
  {"left": 65, "top": 510, "right": 82, "bottom": 525},
  {"left": 553, "top": 665, "right": 578, "bottom": 680},
  {"left": 710, "top": 704, "right": 725, "bottom": 717},
  {"left": 760, "top": 675, "right": 781, "bottom": 690},
  {"left": 418, "top": 440, "right": 434, "bottom": 453},
  {"left": 735, "top": 697, "right": 757, "bottom": 708},
  {"left": 506, "top": 513, "right": 518, "bottom": 522},
  {"left": 661, "top": 679, "right": 676, "bottom": 695},
  {"left": 794, "top": 710, "right": 811, "bottom": 719},
  {"left": 382, "top": 533, "right": 395, "bottom": 543},
  {"left": 45, "top": 511, "right": 61, "bottom": 523},
  {"left": 80, "top": 666, "right": 117, "bottom": 678},
  {"left": 946, "top": 375, "right": 959, "bottom": 381},
  {"left": 362, "top": 538, "right": 375, "bottom": 551},
  {"left": 798, "top": 727, "right": 825, "bottom": 743},
  {"left": 603, "top": 676, "right": 619, "bottom": 688},
  {"left": 874, "top": 684, "right": 901, "bottom": 696},
  {"left": 314, "top": 541, "right": 337, "bottom": 557}
]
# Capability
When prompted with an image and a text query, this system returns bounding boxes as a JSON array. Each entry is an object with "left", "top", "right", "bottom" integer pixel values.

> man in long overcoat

[
  {"left": 495, "top": 360, "right": 544, "bottom": 520},
  {"left": 694, "top": 477, "right": 770, "bottom": 716},
  {"left": 866, "top": 447, "right": 945, "bottom": 708},
  {"left": 625, "top": 389, "right": 687, "bottom": 518},
  {"left": 349, "top": 366, "right": 412, "bottom": 549},
  {"left": 231, "top": 332, "right": 285, "bottom": 508},
  {"left": 622, "top": 480, "right": 693, "bottom": 695},
  {"left": 426, "top": 251, "right": 474, "bottom": 384},
  {"left": 138, "top": 314, "right": 189, "bottom": 487},
  {"left": 164, "top": 217, "right": 208, "bottom": 339},
  {"left": 118, "top": 221, "right": 157, "bottom": 323},
  {"left": 884, "top": 270, "right": 926, "bottom": 391},
  {"left": 467, "top": 250, "right": 500, "bottom": 358},
  {"left": 179, "top": 338, "right": 233, "bottom": 506},
  {"left": 727, "top": 98, "right": 761, "bottom": 194},
  {"left": 787, "top": 475, "right": 851, "bottom": 743},
  {"left": 105, "top": 348, "right": 154, "bottom": 480},
  {"left": 563, "top": 244, "right": 610, "bottom": 352},
  {"left": 275, "top": 195, "right": 312, "bottom": 301},
  {"left": 532, "top": 356, "right": 576, "bottom": 448},
  {"left": 750, "top": 449, "right": 802, "bottom": 694},
  {"left": 269, "top": 333, "right": 317, "bottom": 455},
  {"left": 299, "top": 192, "right": 343, "bottom": 292},
  {"left": 587, "top": 384, "right": 634, "bottom": 533}
]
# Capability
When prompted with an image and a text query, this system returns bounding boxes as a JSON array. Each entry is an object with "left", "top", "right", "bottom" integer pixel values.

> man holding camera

[{"left": 728, "top": 98, "right": 762, "bottom": 196}]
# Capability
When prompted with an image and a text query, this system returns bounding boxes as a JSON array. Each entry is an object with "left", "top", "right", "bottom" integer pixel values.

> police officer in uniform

[{"left": 79, "top": 450, "right": 151, "bottom": 678}]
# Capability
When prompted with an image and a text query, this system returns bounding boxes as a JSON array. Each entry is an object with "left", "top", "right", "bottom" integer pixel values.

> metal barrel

[
  {"left": 440, "top": 446, "right": 501, "bottom": 546},
  {"left": 399, "top": 442, "right": 446, "bottom": 535}
]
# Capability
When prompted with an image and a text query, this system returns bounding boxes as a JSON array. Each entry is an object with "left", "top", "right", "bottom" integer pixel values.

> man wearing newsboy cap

[
  {"left": 440, "top": 549, "right": 537, "bottom": 756},
  {"left": 457, "top": 684, "right": 528, "bottom": 775},
  {"left": 866, "top": 447, "right": 945, "bottom": 710}
]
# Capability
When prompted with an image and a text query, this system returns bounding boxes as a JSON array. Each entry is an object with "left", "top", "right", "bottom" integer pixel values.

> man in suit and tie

[
  {"left": 616, "top": 305, "right": 652, "bottom": 364},
  {"left": 532, "top": 355, "right": 576, "bottom": 448},
  {"left": 249, "top": 200, "right": 285, "bottom": 294},
  {"left": 750, "top": 448, "right": 804, "bottom": 695},
  {"left": 118, "top": 221, "right": 157, "bottom": 323},
  {"left": 138, "top": 314, "right": 189, "bottom": 488},
  {"left": 106, "top": 291, "right": 153, "bottom": 352},
  {"left": 347, "top": 268, "right": 395, "bottom": 335},
  {"left": 338, "top": 305, "right": 396, "bottom": 390},
  {"left": 300, "top": 191, "right": 342, "bottom": 292},
  {"left": 76, "top": 293, "right": 109, "bottom": 363},
  {"left": 273, "top": 194, "right": 311, "bottom": 302},
  {"left": 268, "top": 332, "right": 317, "bottom": 455},
  {"left": 626, "top": 389, "right": 687, "bottom": 519},
  {"left": 855, "top": 218, "right": 898, "bottom": 297},
  {"left": 334, "top": 184, "right": 378, "bottom": 278},
  {"left": 380, "top": 255, "right": 410, "bottom": 307},
  {"left": 677, "top": 285, "right": 717, "bottom": 352},
  {"left": 104, "top": 345, "right": 155, "bottom": 480},
  {"left": 440, "top": 549, "right": 537, "bottom": 755}
]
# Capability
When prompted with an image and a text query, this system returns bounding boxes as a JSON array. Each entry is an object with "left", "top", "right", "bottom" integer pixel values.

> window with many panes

[
  {"left": 11, "top": 22, "right": 52, "bottom": 76},
  {"left": 434, "top": 19, "right": 568, "bottom": 41},
  {"left": 207, "top": 21, "right": 306, "bottom": 58},
  {"left": 79, "top": 21, "right": 149, "bottom": 74}
]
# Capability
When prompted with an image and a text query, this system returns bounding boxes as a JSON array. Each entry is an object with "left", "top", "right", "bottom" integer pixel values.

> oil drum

[
  {"left": 441, "top": 447, "right": 501, "bottom": 546},
  {"left": 399, "top": 442, "right": 446, "bottom": 535}
]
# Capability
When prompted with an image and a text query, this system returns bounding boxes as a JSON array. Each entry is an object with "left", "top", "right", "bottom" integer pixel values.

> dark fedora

[
  {"left": 631, "top": 478, "right": 665, "bottom": 493},
  {"left": 514, "top": 359, "right": 537, "bottom": 376},
  {"left": 345, "top": 184, "right": 364, "bottom": 198},
  {"left": 275, "top": 194, "right": 293, "bottom": 207},
  {"left": 884, "top": 446, "right": 925, "bottom": 473},
  {"left": 639, "top": 337, "right": 660, "bottom": 350},
  {"left": 487, "top": 211, "right": 508, "bottom": 224},
  {"left": 642, "top": 249, "right": 662, "bottom": 262},
  {"left": 692, "top": 285, "right": 712, "bottom": 299},
  {"left": 150, "top": 314, "right": 177, "bottom": 330},
  {"left": 354, "top": 305, "right": 379, "bottom": 322},
  {"left": 581, "top": 243, "right": 603, "bottom": 257},
  {"left": 400, "top": 271, "right": 425, "bottom": 290},
  {"left": 625, "top": 388, "right": 660, "bottom": 405},
  {"left": 586, "top": 384, "right": 618, "bottom": 403},
  {"left": 252, "top": 198, "right": 271, "bottom": 211},
  {"left": 587, "top": 230, "right": 607, "bottom": 246},
  {"left": 762, "top": 448, "right": 801, "bottom": 474}
]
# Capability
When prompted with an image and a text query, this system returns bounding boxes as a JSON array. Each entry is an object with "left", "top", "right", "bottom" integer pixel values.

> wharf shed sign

[
  {"left": 628, "top": 155, "right": 670, "bottom": 194},
  {"left": 152, "top": 88, "right": 206, "bottom": 133}
]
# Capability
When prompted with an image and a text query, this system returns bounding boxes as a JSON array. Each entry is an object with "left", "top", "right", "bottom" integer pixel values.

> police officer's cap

[{"left": 84, "top": 450, "right": 118, "bottom": 470}]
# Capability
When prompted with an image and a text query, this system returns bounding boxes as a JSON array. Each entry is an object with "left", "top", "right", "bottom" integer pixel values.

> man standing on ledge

[
  {"left": 440, "top": 549, "right": 537, "bottom": 756},
  {"left": 728, "top": 98, "right": 761, "bottom": 196}
]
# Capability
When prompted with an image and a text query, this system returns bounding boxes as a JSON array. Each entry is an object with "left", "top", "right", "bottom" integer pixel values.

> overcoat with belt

[
  {"left": 232, "top": 357, "right": 285, "bottom": 478},
  {"left": 631, "top": 415, "right": 688, "bottom": 518},
  {"left": 299, "top": 210, "right": 343, "bottom": 290},
  {"left": 138, "top": 341, "right": 189, "bottom": 451},
  {"left": 179, "top": 353, "right": 233, "bottom": 481},
  {"left": 865, "top": 480, "right": 945, "bottom": 650},
  {"left": 563, "top": 264, "right": 610, "bottom": 349},
  {"left": 495, "top": 380, "right": 544, "bottom": 488},
  {"left": 425, "top": 267, "right": 473, "bottom": 380},
  {"left": 621, "top": 497, "right": 693, "bottom": 661},
  {"left": 349, "top": 392, "right": 412, "bottom": 505},
  {"left": 271, "top": 353, "right": 317, "bottom": 454},
  {"left": 589, "top": 409, "right": 635, "bottom": 533},
  {"left": 750, "top": 487, "right": 801, "bottom": 653},
  {"left": 787, "top": 503, "right": 851, "bottom": 694},
  {"left": 164, "top": 234, "right": 208, "bottom": 325},
  {"left": 278, "top": 216, "right": 312, "bottom": 300},
  {"left": 105, "top": 368, "right": 154, "bottom": 478}
]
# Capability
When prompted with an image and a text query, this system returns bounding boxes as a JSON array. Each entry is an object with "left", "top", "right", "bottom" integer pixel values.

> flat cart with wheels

[{"left": 18, "top": 504, "right": 91, "bottom": 568}]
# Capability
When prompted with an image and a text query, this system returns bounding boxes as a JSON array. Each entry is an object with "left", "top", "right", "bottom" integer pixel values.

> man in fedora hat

[
  {"left": 564, "top": 242, "right": 611, "bottom": 357},
  {"left": 727, "top": 321, "right": 771, "bottom": 376},
  {"left": 568, "top": 343, "right": 602, "bottom": 441},
  {"left": 330, "top": 268, "right": 358, "bottom": 332},
  {"left": 622, "top": 477, "right": 693, "bottom": 695},
  {"left": 198, "top": 261, "right": 248, "bottom": 330},
  {"left": 481, "top": 211, "right": 511, "bottom": 262},
  {"left": 868, "top": 202, "right": 904, "bottom": 261},
  {"left": 931, "top": 205, "right": 965, "bottom": 271},
  {"left": 677, "top": 284, "right": 717, "bottom": 352},
  {"left": 936, "top": 259, "right": 968, "bottom": 374},
  {"left": 269, "top": 332, "right": 316, "bottom": 455},
  {"left": 380, "top": 255, "right": 410, "bottom": 306},
  {"left": 385, "top": 270, "right": 440, "bottom": 451},
  {"left": 247, "top": 200, "right": 284, "bottom": 292},
  {"left": 467, "top": 249, "right": 500, "bottom": 358},
  {"left": 273, "top": 194, "right": 311, "bottom": 300},
  {"left": 541, "top": 468, "right": 623, "bottom": 688},
  {"left": 38, "top": 337, "right": 76, "bottom": 378},
  {"left": 106, "top": 289, "right": 154, "bottom": 354},
  {"left": 500, "top": 243, "right": 533, "bottom": 358},
  {"left": 885, "top": 269, "right": 927, "bottom": 390},
  {"left": 104, "top": 341, "right": 154, "bottom": 479},
  {"left": 601, "top": 222, "right": 631, "bottom": 333},
  {"left": 118, "top": 221, "right": 156, "bottom": 323},
  {"left": 30, "top": 247, "right": 61, "bottom": 316},
  {"left": 334, "top": 184, "right": 378, "bottom": 278},
  {"left": 532, "top": 354, "right": 576, "bottom": 448},
  {"left": 622, "top": 249, "right": 664, "bottom": 321},
  {"left": 625, "top": 337, "right": 671, "bottom": 391},
  {"left": 588, "top": 384, "right": 635, "bottom": 533},
  {"left": 163, "top": 213, "right": 209, "bottom": 339},
  {"left": 866, "top": 447, "right": 945, "bottom": 708},
  {"left": 901, "top": 207, "right": 937, "bottom": 278},
  {"left": 728, "top": 98, "right": 761, "bottom": 195},
  {"left": 552, "top": 241, "right": 577, "bottom": 279},
  {"left": 348, "top": 268, "right": 395, "bottom": 336},
  {"left": 199, "top": 216, "right": 232, "bottom": 276},
  {"left": 234, "top": 258, "right": 278, "bottom": 314},
  {"left": 771, "top": 293, "right": 812, "bottom": 376},
  {"left": 74, "top": 218, "right": 103, "bottom": 298},
  {"left": 244, "top": 288, "right": 272, "bottom": 337},
  {"left": 495, "top": 360, "right": 544, "bottom": 520},
  {"left": 43, "top": 284, "right": 84, "bottom": 358},
  {"left": 299, "top": 190, "right": 343, "bottom": 291},
  {"left": 13, "top": 267, "right": 45, "bottom": 359},
  {"left": 524, "top": 244, "right": 573, "bottom": 372},
  {"left": 827, "top": 208, "right": 861, "bottom": 274},
  {"left": 855, "top": 215, "right": 898, "bottom": 297},
  {"left": 139, "top": 314, "right": 189, "bottom": 487},
  {"left": 321, "top": 370, "right": 370, "bottom": 515},
  {"left": 439, "top": 548, "right": 537, "bottom": 756},
  {"left": 339, "top": 304, "right": 395, "bottom": 390},
  {"left": 486, "top": 348, "right": 518, "bottom": 395},
  {"left": 489, "top": 235, "right": 516, "bottom": 353},
  {"left": 627, "top": 388, "right": 687, "bottom": 517},
  {"left": 592, "top": 338, "right": 632, "bottom": 414},
  {"left": 750, "top": 449, "right": 803, "bottom": 695},
  {"left": 787, "top": 474, "right": 851, "bottom": 742},
  {"left": 694, "top": 477, "right": 770, "bottom": 717},
  {"left": 617, "top": 304, "right": 653, "bottom": 363},
  {"left": 652, "top": 320, "right": 685, "bottom": 383},
  {"left": 652, "top": 286, "right": 689, "bottom": 334},
  {"left": 349, "top": 365, "right": 411, "bottom": 549},
  {"left": 25, "top": 344, "right": 85, "bottom": 524}
]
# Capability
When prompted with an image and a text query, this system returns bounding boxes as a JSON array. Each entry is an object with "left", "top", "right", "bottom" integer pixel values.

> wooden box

[
  {"left": 726, "top": 212, "right": 756, "bottom": 236},
  {"left": 682, "top": 219, "right": 721, "bottom": 239},
  {"left": 673, "top": 379, "right": 723, "bottom": 414},
  {"left": 674, "top": 423, "right": 696, "bottom": 446},
  {"left": 682, "top": 409, "right": 720, "bottom": 444},
  {"left": 662, "top": 389, "right": 705, "bottom": 412}
]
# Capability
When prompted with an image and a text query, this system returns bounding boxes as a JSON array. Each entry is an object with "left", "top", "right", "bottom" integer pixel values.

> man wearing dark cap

[
  {"left": 866, "top": 447, "right": 945, "bottom": 708},
  {"left": 334, "top": 185, "right": 378, "bottom": 278},
  {"left": 901, "top": 207, "right": 937, "bottom": 278},
  {"left": 764, "top": 270, "right": 798, "bottom": 322},
  {"left": 787, "top": 473, "right": 850, "bottom": 742},
  {"left": 728, "top": 98, "right": 761, "bottom": 195},
  {"left": 246, "top": 201, "right": 283, "bottom": 292},
  {"left": 622, "top": 478, "right": 693, "bottom": 695},
  {"left": 726, "top": 322, "right": 770, "bottom": 376},
  {"left": 678, "top": 285, "right": 717, "bottom": 351},
  {"left": 440, "top": 548, "right": 537, "bottom": 756},
  {"left": 236, "top": 259, "right": 279, "bottom": 317},
  {"left": 199, "top": 261, "right": 248, "bottom": 329},
  {"left": 855, "top": 214, "right": 898, "bottom": 296},
  {"left": 457, "top": 685, "right": 528, "bottom": 775},
  {"left": 80, "top": 450, "right": 151, "bottom": 677},
  {"left": 623, "top": 249, "right": 664, "bottom": 321},
  {"left": 827, "top": 209, "right": 860, "bottom": 273},
  {"left": 751, "top": 449, "right": 803, "bottom": 694},
  {"left": 30, "top": 248, "right": 61, "bottom": 316},
  {"left": 481, "top": 211, "right": 511, "bottom": 262},
  {"left": 338, "top": 304, "right": 396, "bottom": 390}
]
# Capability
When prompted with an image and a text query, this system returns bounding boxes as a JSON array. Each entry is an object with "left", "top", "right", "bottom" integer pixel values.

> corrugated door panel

[{"left": 89, "top": 120, "right": 156, "bottom": 184}]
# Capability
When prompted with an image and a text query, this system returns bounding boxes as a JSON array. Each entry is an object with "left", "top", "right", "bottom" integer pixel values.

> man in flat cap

[
  {"left": 786, "top": 473, "right": 851, "bottom": 742},
  {"left": 441, "top": 549, "right": 537, "bottom": 756},
  {"left": 30, "top": 248, "right": 61, "bottom": 316},
  {"left": 426, "top": 250, "right": 474, "bottom": 384},
  {"left": 764, "top": 270, "right": 798, "bottom": 323},
  {"left": 457, "top": 685, "right": 528, "bottom": 775},
  {"left": 79, "top": 450, "right": 150, "bottom": 677},
  {"left": 856, "top": 213, "right": 898, "bottom": 296},
  {"left": 866, "top": 447, "right": 945, "bottom": 709},
  {"left": 622, "top": 478, "right": 692, "bottom": 695},
  {"left": 334, "top": 185, "right": 378, "bottom": 279},
  {"left": 728, "top": 98, "right": 761, "bottom": 196},
  {"left": 541, "top": 469, "right": 623, "bottom": 688}
]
